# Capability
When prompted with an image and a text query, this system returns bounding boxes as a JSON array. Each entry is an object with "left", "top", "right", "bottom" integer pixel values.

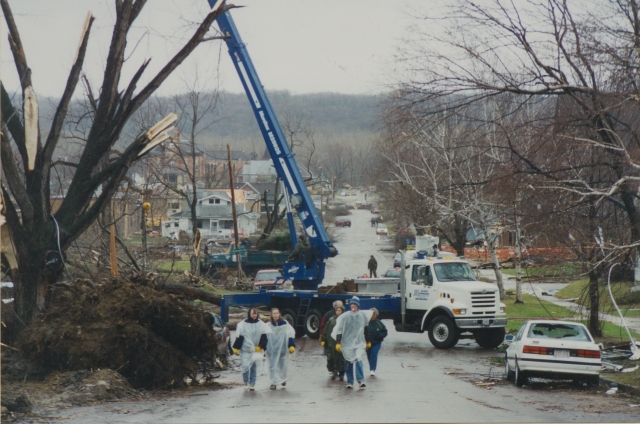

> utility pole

[
  {"left": 514, "top": 203, "right": 523, "bottom": 303},
  {"left": 227, "top": 144, "right": 243, "bottom": 280},
  {"left": 142, "top": 195, "right": 150, "bottom": 268}
]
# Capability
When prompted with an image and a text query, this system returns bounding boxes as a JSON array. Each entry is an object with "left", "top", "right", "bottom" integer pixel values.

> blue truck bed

[{"left": 221, "top": 290, "right": 401, "bottom": 339}]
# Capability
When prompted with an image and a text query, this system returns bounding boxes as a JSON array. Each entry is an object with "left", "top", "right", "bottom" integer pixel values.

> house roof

[
  {"left": 204, "top": 149, "right": 253, "bottom": 161},
  {"left": 242, "top": 160, "right": 277, "bottom": 177}
]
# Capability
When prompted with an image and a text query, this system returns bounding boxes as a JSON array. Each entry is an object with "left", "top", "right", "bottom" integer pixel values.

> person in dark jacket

[
  {"left": 233, "top": 308, "right": 270, "bottom": 390},
  {"left": 367, "top": 255, "right": 378, "bottom": 278},
  {"left": 322, "top": 304, "right": 345, "bottom": 380},
  {"left": 288, "top": 235, "right": 311, "bottom": 262},
  {"left": 319, "top": 300, "right": 344, "bottom": 375},
  {"left": 366, "top": 307, "right": 388, "bottom": 376}
]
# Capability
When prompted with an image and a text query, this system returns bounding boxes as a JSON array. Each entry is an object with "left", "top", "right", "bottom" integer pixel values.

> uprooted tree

[{"left": 0, "top": 0, "right": 233, "bottom": 336}]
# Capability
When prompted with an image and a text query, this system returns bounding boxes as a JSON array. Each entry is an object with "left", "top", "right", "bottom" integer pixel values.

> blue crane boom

[{"left": 207, "top": 1, "right": 337, "bottom": 290}]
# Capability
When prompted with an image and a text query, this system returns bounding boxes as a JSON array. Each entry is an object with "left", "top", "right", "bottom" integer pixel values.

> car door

[{"left": 406, "top": 264, "right": 436, "bottom": 311}]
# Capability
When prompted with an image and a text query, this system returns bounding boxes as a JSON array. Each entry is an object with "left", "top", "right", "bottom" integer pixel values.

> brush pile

[{"left": 19, "top": 276, "right": 218, "bottom": 389}]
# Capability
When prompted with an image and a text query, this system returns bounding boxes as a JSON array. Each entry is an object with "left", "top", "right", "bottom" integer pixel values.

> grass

[
  {"left": 156, "top": 259, "right": 192, "bottom": 272},
  {"left": 603, "top": 367, "right": 640, "bottom": 387},
  {"left": 504, "top": 293, "right": 577, "bottom": 319},
  {"left": 556, "top": 279, "right": 640, "bottom": 318},
  {"left": 501, "top": 263, "right": 582, "bottom": 279}
]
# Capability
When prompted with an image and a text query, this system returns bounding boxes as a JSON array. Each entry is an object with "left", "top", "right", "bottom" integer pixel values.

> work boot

[
  {"left": 339, "top": 372, "right": 344, "bottom": 381},
  {"left": 282, "top": 381, "right": 286, "bottom": 387},
  {"left": 270, "top": 385, "right": 276, "bottom": 390},
  {"left": 331, "top": 371, "right": 338, "bottom": 381}
]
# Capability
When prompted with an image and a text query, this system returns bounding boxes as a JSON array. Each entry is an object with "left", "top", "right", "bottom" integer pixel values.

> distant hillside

[
  {"left": 32, "top": 91, "right": 384, "bottom": 157},
  {"left": 210, "top": 91, "right": 383, "bottom": 140}
]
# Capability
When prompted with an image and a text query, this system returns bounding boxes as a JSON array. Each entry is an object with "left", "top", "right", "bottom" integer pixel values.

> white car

[
  {"left": 375, "top": 223, "right": 388, "bottom": 235},
  {"left": 505, "top": 320, "right": 601, "bottom": 387}
]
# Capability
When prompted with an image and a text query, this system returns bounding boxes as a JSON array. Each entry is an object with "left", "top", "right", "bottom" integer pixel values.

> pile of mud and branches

[{"left": 19, "top": 276, "right": 219, "bottom": 390}]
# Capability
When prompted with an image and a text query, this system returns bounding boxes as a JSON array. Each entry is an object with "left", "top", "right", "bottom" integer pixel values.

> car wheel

[
  {"left": 304, "top": 309, "right": 323, "bottom": 339},
  {"left": 504, "top": 353, "right": 514, "bottom": 381},
  {"left": 428, "top": 316, "right": 459, "bottom": 349},
  {"left": 515, "top": 357, "right": 527, "bottom": 387},
  {"left": 282, "top": 308, "right": 305, "bottom": 338},
  {"left": 474, "top": 328, "right": 506, "bottom": 349}
]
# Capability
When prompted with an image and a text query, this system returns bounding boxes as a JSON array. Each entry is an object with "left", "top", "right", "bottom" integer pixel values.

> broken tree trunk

[{"left": 153, "top": 281, "right": 222, "bottom": 306}]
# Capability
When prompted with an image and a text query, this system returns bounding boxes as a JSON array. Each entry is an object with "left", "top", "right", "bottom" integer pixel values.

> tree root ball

[{"left": 20, "top": 278, "right": 218, "bottom": 389}]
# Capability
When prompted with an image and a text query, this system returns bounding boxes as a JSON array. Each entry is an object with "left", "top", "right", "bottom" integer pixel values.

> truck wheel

[
  {"left": 428, "top": 316, "right": 459, "bottom": 349},
  {"left": 304, "top": 309, "right": 323, "bottom": 339},
  {"left": 474, "top": 328, "right": 506, "bottom": 349},
  {"left": 282, "top": 308, "right": 305, "bottom": 338}
]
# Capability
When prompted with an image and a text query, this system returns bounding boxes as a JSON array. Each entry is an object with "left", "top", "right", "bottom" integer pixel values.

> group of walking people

[
  {"left": 232, "top": 296, "right": 387, "bottom": 391},
  {"left": 232, "top": 307, "right": 296, "bottom": 391}
]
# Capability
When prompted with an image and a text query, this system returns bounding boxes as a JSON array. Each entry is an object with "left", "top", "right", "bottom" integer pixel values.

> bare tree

[
  {"left": 387, "top": 0, "right": 640, "bottom": 333},
  {"left": 1, "top": 0, "right": 231, "bottom": 332}
]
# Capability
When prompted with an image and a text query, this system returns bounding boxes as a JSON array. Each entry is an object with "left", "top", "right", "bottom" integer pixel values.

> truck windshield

[
  {"left": 433, "top": 263, "right": 476, "bottom": 282},
  {"left": 256, "top": 272, "right": 280, "bottom": 281}
]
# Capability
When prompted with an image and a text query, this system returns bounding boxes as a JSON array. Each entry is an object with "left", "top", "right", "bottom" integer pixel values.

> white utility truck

[{"left": 354, "top": 236, "right": 507, "bottom": 349}]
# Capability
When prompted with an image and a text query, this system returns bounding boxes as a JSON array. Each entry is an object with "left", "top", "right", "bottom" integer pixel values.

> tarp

[
  {"left": 266, "top": 322, "right": 295, "bottom": 385},
  {"left": 236, "top": 320, "right": 272, "bottom": 374},
  {"left": 331, "top": 309, "right": 374, "bottom": 362}
]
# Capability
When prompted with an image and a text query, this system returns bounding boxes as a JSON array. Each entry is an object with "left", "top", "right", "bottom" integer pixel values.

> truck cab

[{"left": 397, "top": 255, "right": 507, "bottom": 349}]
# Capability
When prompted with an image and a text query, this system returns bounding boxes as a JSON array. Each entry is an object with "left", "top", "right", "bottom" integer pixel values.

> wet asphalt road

[{"left": 56, "top": 199, "right": 640, "bottom": 423}]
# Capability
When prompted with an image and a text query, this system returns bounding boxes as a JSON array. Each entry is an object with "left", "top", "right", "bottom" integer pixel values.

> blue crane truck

[{"left": 206, "top": 1, "right": 506, "bottom": 348}]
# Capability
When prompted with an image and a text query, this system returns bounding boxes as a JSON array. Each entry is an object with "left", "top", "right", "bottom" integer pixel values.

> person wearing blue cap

[{"left": 331, "top": 296, "right": 373, "bottom": 389}]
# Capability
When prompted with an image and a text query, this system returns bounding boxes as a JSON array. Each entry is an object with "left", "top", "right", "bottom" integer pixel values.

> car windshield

[
  {"left": 394, "top": 253, "right": 401, "bottom": 260},
  {"left": 527, "top": 323, "right": 592, "bottom": 341},
  {"left": 433, "top": 262, "right": 476, "bottom": 282},
  {"left": 384, "top": 268, "right": 400, "bottom": 277},
  {"left": 378, "top": 224, "right": 386, "bottom": 229},
  {"left": 256, "top": 272, "right": 280, "bottom": 281}
]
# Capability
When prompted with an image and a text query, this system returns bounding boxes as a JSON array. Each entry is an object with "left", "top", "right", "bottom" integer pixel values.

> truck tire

[
  {"left": 304, "top": 309, "right": 323, "bottom": 339},
  {"left": 474, "top": 328, "right": 506, "bottom": 349},
  {"left": 428, "top": 316, "right": 459, "bottom": 349},
  {"left": 281, "top": 308, "right": 306, "bottom": 338}
]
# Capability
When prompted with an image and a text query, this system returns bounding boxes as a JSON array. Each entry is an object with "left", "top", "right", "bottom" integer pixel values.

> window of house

[
  {"left": 170, "top": 203, "right": 179, "bottom": 209},
  {"left": 220, "top": 220, "right": 234, "bottom": 229},
  {"left": 174, "top": 222, "right": 179, "bottom": 227}
]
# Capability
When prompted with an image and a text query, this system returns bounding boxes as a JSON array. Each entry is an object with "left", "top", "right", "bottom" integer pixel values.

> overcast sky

[{"left": 1, "top": 0, "right": 426, "bottom": 98}]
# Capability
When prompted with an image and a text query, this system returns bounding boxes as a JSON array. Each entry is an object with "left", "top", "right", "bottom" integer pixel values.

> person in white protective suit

[
  {"left": 233, "top": 308, "right": 272, "bottom": 391},
  {"left": 266, "top": 308, "right": 296, "bottom": 390},
  {"left": 331, "top": 296, "right": 373, "bottom": 389}
]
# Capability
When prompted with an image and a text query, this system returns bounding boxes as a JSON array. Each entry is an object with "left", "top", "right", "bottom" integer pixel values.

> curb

[{"left": 600, "top": 376, "right": 640, "bottom": 398}]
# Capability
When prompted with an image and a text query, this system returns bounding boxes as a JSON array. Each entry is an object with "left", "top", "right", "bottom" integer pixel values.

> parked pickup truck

[
  {"left": 334, "top": 218, "right": 351, "bottom": 227},
  {"left": 202, "top": 244, "right": 290, "bottom": 274}
]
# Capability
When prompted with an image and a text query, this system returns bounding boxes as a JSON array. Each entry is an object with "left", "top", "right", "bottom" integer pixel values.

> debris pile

[
  {"left": 318, "top": 279, "right": 357, "bottom": 294},
  {"left": 19, "top": 277, "right": 218, "bottom": 389}
]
